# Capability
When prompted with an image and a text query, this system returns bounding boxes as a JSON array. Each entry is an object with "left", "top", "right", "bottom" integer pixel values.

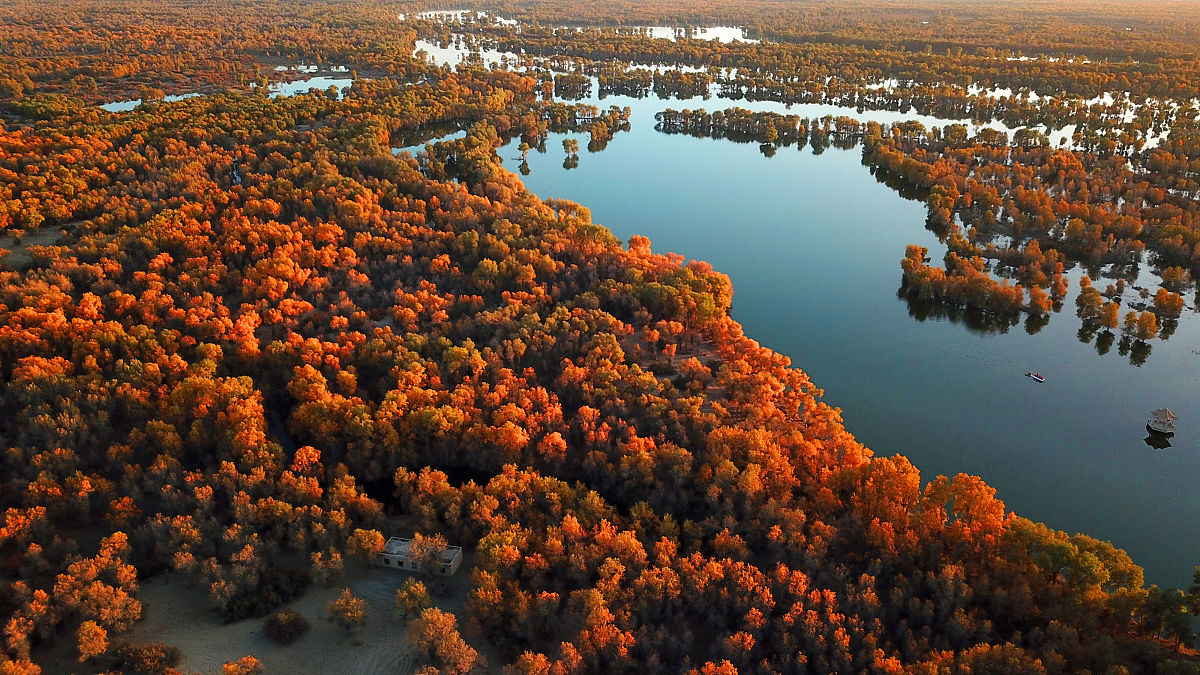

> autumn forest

[{"left": 2, "top": 0, "right": 1200, "bottom": 672}]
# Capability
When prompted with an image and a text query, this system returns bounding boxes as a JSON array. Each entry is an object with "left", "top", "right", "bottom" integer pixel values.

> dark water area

[{"left": 489, "top": 89, "right": 1200, "bottom": 589}]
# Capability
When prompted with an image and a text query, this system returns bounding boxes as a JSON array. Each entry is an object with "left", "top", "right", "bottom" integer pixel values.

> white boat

[{"left": 1147, "top": 408, "right": 1177, "bottom": 435}]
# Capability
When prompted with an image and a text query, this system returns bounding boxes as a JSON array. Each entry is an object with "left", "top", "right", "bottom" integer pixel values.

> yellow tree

[
  {"left": 327, "top": 588, "right": 365, "bottom": 634},
  {"left": 395, "top": 578, "right": 431, "bottom": 618}
]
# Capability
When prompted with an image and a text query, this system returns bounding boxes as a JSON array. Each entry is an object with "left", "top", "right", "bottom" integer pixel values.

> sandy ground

[
  {"left": 0, "top": 226, "right": 66, "bottom": 268},
  {"left": 34, "top": 514, "right": 499, "bottom": 674},
  {"left": 137, "top": 567, "right": 420, "bottom": 674},
  {"left": 37, "top": 559, "right": 496, "bottom": 675},
  {"left": 34, "top": 565, "right": 417, "bottom": 674}
]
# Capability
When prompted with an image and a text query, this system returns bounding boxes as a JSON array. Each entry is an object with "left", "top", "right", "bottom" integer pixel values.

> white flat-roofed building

[
  {"left": 376, "top": 536, "right": 463, "bottom": 576},
  {"left": 1147, "top": 408, "right": 1177, "bottom": 435}
]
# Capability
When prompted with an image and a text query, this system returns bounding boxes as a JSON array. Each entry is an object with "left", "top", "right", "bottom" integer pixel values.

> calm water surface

[
  {"left": 480, "top": 89, "right": 1200, "bottom": 589},
  {"left": 99, "top": 72, "right": 353, "bottom": 112}
]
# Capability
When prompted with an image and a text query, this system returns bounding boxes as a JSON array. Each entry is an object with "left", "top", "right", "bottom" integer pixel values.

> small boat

[
  {"left": 1147, "top": 408, "right": 1177, "bottom": 435},
  {"left": 1025, "top": 372, "right": 1045, "bottom": 383}
]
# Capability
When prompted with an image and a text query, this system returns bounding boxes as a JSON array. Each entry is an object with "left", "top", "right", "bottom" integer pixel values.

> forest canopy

[{"left": 1, "top": 0, "right": 1199, "bottom": 672}]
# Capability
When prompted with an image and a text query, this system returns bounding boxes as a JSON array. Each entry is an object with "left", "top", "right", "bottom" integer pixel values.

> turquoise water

[{"left": 491, "top": 91, "right": 1200, "bottom": 589}]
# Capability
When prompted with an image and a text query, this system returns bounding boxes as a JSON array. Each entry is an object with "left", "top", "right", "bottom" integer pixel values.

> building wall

[{"left": 375, "top": 548, "right": 463, "bottom": 576}]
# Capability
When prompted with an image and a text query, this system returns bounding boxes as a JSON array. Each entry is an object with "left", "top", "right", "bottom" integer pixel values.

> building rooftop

[
  {"left": 383, "top": 537, "right": 412, "bottom": 556},
  {"left": 382, "top": 536, "right": 463, "bottom": 561}
]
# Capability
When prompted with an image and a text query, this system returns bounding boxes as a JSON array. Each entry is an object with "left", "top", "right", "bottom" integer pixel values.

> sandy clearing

[
  {"left": 0, "top": 227, "right": 66, "bottom": 269},
  {"left": 130, "top": 567, "right": 419, "bottom": 674},
  {"left": 38, "top": 566, "right": 421, "bottom": 675},
  {"left": 35, "top": 519, "right": 499, "bottom": 674}
]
